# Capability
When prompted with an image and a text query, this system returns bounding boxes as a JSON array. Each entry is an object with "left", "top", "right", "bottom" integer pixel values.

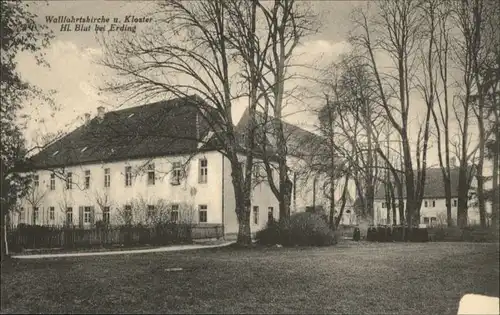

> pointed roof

[
  {"left": 373, "top": 167, "right": 476, "bottom": 199},
  {"left": 26, "top": 95, "right": 222, "bottom": 169},
  {"left": 235, "top": 107, "right": 326, "bottom": 159},
  {"left": 337, "top": 189, "right": 354, "bottom": 206}
]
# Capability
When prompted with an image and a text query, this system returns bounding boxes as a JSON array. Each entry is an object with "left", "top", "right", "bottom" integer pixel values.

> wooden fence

[
  {"left": 8, "top": 223, "right": 224, "bottom": 251},
  {"left": 349, "top": 225, "right": 499, "bottom": 243},
  {"left": 427, "top": 227, "right": 499, "bottom": 242}
]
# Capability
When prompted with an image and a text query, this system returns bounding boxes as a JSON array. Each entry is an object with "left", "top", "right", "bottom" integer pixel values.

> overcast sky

[
  {"left": 17, "top": 1, "right": 488, "bottom": 173},
  {"left": 17, "top": 1, "right": 365, "bottom": 138}
]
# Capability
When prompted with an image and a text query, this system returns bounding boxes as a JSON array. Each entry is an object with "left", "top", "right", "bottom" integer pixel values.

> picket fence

[{"left": 8, "top": 223, "right": 223, "bottom": 251}]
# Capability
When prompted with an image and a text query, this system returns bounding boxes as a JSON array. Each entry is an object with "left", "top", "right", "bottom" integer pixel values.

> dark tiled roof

[
  {"left": 235, "top": 108, "right": 326, "bottom": 159},
  {"left": 374, "top": 167, "right": 476, "bottom": 199},
  {"left": 27, "top": 95, "right": 222, "bottom": 169}
]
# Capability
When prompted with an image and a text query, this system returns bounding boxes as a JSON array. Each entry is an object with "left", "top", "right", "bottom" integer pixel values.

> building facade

[
  {"left": 13, "top": 95, "right": 329, "bottom": 236},
  {"left": 372, "top": 168, "right": 492, "bottom": 227}
]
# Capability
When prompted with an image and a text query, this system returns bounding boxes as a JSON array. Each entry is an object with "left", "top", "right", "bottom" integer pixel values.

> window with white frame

[
  {"left": 84, "top": 170, "right": 91, "bottom": 189},
  {"left": 103, "top": 206, "right": 110, "bottom": 223},
  {"left": 453, "top": 199, "right": 458, "bottom": 207},
  {"left": 33, "top": 174, "right": 39, "bottom": 187},
  {"left": 124, "top": 205, "right": 132, "bottom": 223},
  {"left": 253, "top": 206, "right": 259, "bottom": 225},
  {"left": 66, "top": 207, "right": 73, "bottom": 225},
  {"left": 66, "top": 172, "right": 72, "bottom": 190},
  {"left": 199, "top": 205, "right": 207, "bottom": 223},
  {"left": 430, "top": 217, "right": 437, "bottom": 226},
  {"left": 423, "top": 217, "right": 430, "bottom": 224},
  {"left": 50, "top": 173, "right": 55, "bottom": 190},
  {"left": 20, "top": 208, "right": 25, "bottom": 222},
  {"left": 268, "top": 207, "right": 274, "bottom": 222},
  {"left": 432, "top": 200, "right": 436, "bottom": 207},
  {"left": 171, "top": 204, "right": 179, "bottom": 222},
  {"left": 424, "top": 200, "right": 428, "bottom": 207},
  {"left": 34, "top": 207, "right": 39, "bottom": 221},
  {"left": 125, "top": 166, "right": 132, "bottom": 186},
  {"left": 172, "top": 162, "right": 182, "bottom": 184},
  {"left": 104, "top": 168, "right": 111, "bottom": 187},
  {"left": 147, "top": 205, "right": 155, "bottom": 219},
  {"left": 84, "top": 206, "right": 92, "bottom": 223},
  {"left": 382, "top": 202, "right": 386, "bottom": 208},
  {"left": 147, "top": 163, "right": 155, "bottom": 185},
  {"left": 49, "top": 207, "right": 55, "bottom": 221},
  {"left": 253, "top": 164, "right": 261, "bottom": 179},
  {"left": 199, "top": 159, "right": 208, "bottom": 183}
]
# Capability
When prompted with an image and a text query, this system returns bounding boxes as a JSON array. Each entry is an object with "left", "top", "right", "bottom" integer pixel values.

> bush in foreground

[{"left": 256, "top": 212, "right": 337, "bottom": 247}]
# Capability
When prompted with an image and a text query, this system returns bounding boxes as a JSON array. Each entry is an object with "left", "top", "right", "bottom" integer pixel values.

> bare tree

[
  {"left": 94, "top": 189, "right": 115, "bottom": 226},
  {"left": 99, "top": 0, "right": 270, "bottom": 245},
  {"left": 450, "top": 0, "right": 493, "bottom": 227},
  {"left": 24, "top": 174, "right": 48, "bottom": 225},
  {"left": 424, "top": 0, "right": 455, "bottom": 227},
  {"left": 57, "top": 186, "right": 73, "bottom": 227},
  {"left": 247, "top": 0, "right": 317, "bottom": 223},
  {"left": 312, "top": 54, "right": 402, "bottom": 227},
  {"left": 349, "top": 0, "right": 435, "bottom": 228},
  {"left": 467, "top": 0, "right": 499, "bottom": 228}
]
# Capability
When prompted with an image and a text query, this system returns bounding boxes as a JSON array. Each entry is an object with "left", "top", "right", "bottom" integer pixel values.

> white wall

[
  {"left": 17, "top": 151, "right": 224, "bottom": 227},
  {"left": 15, "top": 150, "right": 335, "bottom": 235},
  {"left": 222, "top": 154, "right": 279, "bottom": 236},
  {"left": 373, "top": 198, "right": 492, "bottom": 226},
  {"left": 288, "top": 156, "right": 331, "bottom": 214}
]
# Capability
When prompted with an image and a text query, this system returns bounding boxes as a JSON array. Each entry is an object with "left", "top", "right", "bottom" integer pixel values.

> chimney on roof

[
  {"left": 97, "top": 106, "right": 105, "bottom": 121},
  {"left": 84, "top": 113, "right": 91, "bottom": 124}
]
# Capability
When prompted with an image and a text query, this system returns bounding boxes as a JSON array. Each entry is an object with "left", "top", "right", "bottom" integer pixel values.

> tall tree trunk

[
  {"left": 329, "top": 177, "right": 335, "bottom": 229},
  {"left": 1, "top": 213, "right": 9, "bottom": 260},
  {"left": 232, "top": 161, "right": 252, "bottom": 245},
  {"left": 491, "top": 107, "right": 499, "bottom": 230},
  {"left": 335, "top": 174, "right": 351, "bottom": 228},
  {"left": 457, "top": 164, "right": 469, "bottom": 228},
  {"left": 385, "top": 180, "right": 392, "bottom": 225},
  {"left": 492, "top": 149, "right": 499, "bottom": 229},
  {"left": 390, "top": 183, "right": 397, "bottom": 225}
]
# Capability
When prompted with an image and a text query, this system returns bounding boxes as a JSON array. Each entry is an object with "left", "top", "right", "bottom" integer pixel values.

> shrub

[
  {"left": 256, "top": 212, "right": 337, "bottom": 247},
  {"left": 352, "top": 227, "right": 361, "bottom": 241},
  {"left": 95, "top": 220, "right": 108, "bottom": 230},
  {"left": 365, "top": 226, "right": 429, "bottom": 242}
]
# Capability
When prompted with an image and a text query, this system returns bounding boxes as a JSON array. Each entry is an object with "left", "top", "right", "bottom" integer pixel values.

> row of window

[
  {"left": 22, "top": 205, "right": 275, "bottom": 225},
  {"left": 381, "top": 199, "right": 459, "bottom": 208},
  {"left": 22, "top": 204, "right": 209, "bottom": 224},
  {"left": 253, "top": 206, "right": 274, "bottom": 225},
  {"left": 423, "top": 217, "right": 437, "bottom": 225},
  {"left": 34, "top": 159, "right": 209, "bottom": 191}
]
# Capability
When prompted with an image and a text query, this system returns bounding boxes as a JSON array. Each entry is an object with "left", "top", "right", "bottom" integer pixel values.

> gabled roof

[
  {"left": 27, "top": 95, "right": 221, "bottom": 169},
  {"left": 374, "top": 167, "right": 476, "bottom": 199},
  {"left": 235, "top": 108, "right": 326, "bottom": 159},
  {"left": 337, "top": 189, "right": 354, "bottom": 206}
]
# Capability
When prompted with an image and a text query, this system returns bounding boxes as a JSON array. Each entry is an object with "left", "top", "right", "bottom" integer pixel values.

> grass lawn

[{"left": 1, "top": 241, "right": 498, "bottom": 314}]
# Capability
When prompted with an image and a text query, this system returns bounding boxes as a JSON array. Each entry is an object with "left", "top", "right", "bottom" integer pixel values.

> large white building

[
  {"left": 13, "top": 95, "right": 330, "bottom": 237},
  {"left": 372, "top": 167, "right": 492, "bottom": 226}
]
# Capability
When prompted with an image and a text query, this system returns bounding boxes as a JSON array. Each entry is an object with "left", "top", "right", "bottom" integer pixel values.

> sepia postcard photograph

[{"left": 1, "top": 0, "right": 499, "bottom": 314}]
